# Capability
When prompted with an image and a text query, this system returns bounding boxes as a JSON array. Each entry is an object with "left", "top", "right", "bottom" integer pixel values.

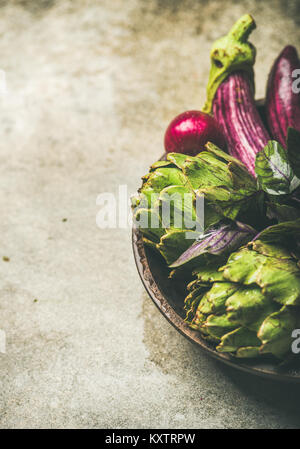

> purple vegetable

[
  {"left": 213, "top": 71, "right": 270, "bottom": 177},
  {"left": 265, "top": 45, "right": 300, "bottom": 147},
  {"left": 169, "top": 220, "right": 257, "bottom": 268}
]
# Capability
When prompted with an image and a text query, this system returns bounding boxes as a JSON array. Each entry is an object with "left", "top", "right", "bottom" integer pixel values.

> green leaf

[
  {"left": 266, "top": 202, "right": 300, "bottom": 222},
  {"left": 145, "top": 166, "right": 188, "bottom": 192},
  {"left": 248, "top": 240, "right": 292, "bottom": 259},
  {"left": 236, "top": 347, "right": 261, "bottom": 358},
  {"left": 205, "top": 142, "right": 249, "bottom": 169},
  {"left": 221, "top": 247, "right": 267, "bottom": 284},
  {"left": 198, "top": 282, "right": 239, "bottom": 315},
  {"left": 216, "top": 327, "right": 261, "bottom": 355},
  {"left": 201, "top": 313, "right": 238, "bottom": 340},
  {"left": 190, "top": 310, "right": 207, "bottom": 330},
  {"left": 193, "top": 264, "right": 226, "bottom": 283},
  {"left": 258, "top": 307, "right": 298, "bottom": 359},
  {"left": 184, "top": 284, "right": 209, "bottom": 323},
  {"left": 222, "top": 242, "right": 300, "bottom": 306},
  {"left": 157, "top": 229, "right": 197, "bottom": 265},
  {"left": 225, "top": 285, "right": 279, "bottom": 331},
  {"left": 254, "top": 257, "right": 300, "bottom": 306},
  {"left": 182, "top": 155, "right": 233, "bottom": 190},
  {"left": 197, "top": 185, "right": 260, "bottom": 223},
  {"left": 133, "top": 208, "right": 164, "bottom": 243},
  {"left": 287, "top": 127, "right": 300, "bottom": 178},
  {"left": 255, "top": 140, "right": 300, "bottom": 195},
  {"left": 256, "top": 218, "right": 300, "bottom": 243},
  {"left": 157, "top": 185, "right": 198, "bottom": 230}
]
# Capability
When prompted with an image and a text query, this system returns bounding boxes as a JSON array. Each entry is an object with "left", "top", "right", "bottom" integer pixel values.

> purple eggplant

[
  {"left": 203, "top": 15, "right": 270, "bottom": 176},
  {"left": 213, "top": 71, "right": 270, "bottom": 177},
  {"left": 266, "top": 45, "right": 300, "bottom": 146}
]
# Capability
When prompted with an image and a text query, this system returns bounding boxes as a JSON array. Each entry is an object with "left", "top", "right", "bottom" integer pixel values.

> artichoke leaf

[
  {"left": 248, "top": 240, "right": 293, "bottom": 259},
  {"left": 201, "top": 313, "right": 238, "bottom": 340},
  {"left": 185, "top": 295, "right": 206, "bottom": 323},
  {"left": 216, "top": 327, "right": 261, "bottom": 355},
  {"left": 166, "top": 152, "right": 198, "bottom": 171},
  {"left": 182, "top": 154, "right": 234, "bottom": 190},
  {"left": 149, "top": 160, "right": 174, "bottom": 171},
  {"left": 236, "top": 347, "right": 261, "bottom": 358},
  {"left": 255, "top": 218, "right": 300, "bottom": 244},
  {"left": 204, "top": 142, "right": 250, "bottom": 170},
  {"left": 190, "top": 310, "right": 207, "bottom": 330},
  {"left": 187, "top": 279, "right": 204, "bottom": 292},
  {"left": 157, "top": 185, "right": 199, "bottom": 231},
  {"left": 221, "top": 247, "right": 267, "bottom": 285},
  {"left": 198, "top": 282, "right": 239, "bottom": 315},
  {"left": 258, "top": 307, "right": 299, "bottom": 359},
  {"left": 197, "top": 186, "right": 262, "bottom": 226},
  {"left": 157, "top": 229, "right": 197, "bottom": 265},
  {"left": 256, "top": 258, "right": 300, "bottom": 306},
  {"left": 193, "top": 263, "right": 226, "bottom": 283},
  {"left": 133, "top": 208, "right": 164, "bottom": 243},
  {"left": 225, "top": 285, "right": 279, "bottom": 331},
  {"left": 184, "top": 284, "right": 209, "bottom": 319},
  {"left": 144, "top": 166, "right": 188, "bottom": 193}
]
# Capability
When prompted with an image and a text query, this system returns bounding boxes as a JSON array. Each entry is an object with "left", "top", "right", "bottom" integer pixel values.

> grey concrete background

[{"left": 1, "top": 0, "right": 300, "bottom": 428}]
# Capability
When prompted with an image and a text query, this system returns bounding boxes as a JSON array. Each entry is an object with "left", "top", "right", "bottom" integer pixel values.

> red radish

[{"left": 164, "top": 110, "right": 226, "bottom": 155}]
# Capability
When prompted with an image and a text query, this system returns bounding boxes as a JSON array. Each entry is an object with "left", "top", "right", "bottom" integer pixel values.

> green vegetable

[
  {"left": 132, "top": 143, "right": 262, "bottom": 265},
  {"left": 185, "top": 237, "right": 300, "bottom": 360}
]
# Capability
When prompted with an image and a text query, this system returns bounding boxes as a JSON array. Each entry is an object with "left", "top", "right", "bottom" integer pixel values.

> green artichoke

[
  {"left": 185, "top": 238, "right": 300, "bottom": 360},
  {"left": 133, "top": 139, "right": 300, "bottom": 361},
  {"left": 132, "top": 144, "right": 264, "bottom": 265}
]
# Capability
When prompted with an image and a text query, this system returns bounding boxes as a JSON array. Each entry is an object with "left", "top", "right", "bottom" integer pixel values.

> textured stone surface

[{"left": 1, "top": 0, "right": 300, "bottom": 428}]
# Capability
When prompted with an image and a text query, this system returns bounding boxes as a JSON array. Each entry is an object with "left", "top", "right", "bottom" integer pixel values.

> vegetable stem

[
  {"left": 229, "top": 14, "right": 256, "bottom": 42},
  {"left": 203, "top": 14, "right": 256, "bottom": 114}
]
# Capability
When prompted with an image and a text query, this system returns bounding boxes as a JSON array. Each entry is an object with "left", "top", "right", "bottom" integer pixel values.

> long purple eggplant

[
  {"left": 265, "top": 45, "right": 300, "bottom": 147},
  {"left": 203, "top": 15, "right": 270, "bottom": 176},
  {"left": 213, "top": 71, "right": 270, "bottom": 177}
]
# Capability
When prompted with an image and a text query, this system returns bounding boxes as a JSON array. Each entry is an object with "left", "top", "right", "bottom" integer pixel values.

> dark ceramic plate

[
  {"left": 133, "top": 224, "right": 300, "bottom": 383},
  {"left": 132, "top": 226, "right": 300, "bottom": 382}
]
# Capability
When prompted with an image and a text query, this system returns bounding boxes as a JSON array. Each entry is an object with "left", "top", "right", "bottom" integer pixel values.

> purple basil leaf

[{"left": 169, "top": 220, "right": 257, "bottom": 268}]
